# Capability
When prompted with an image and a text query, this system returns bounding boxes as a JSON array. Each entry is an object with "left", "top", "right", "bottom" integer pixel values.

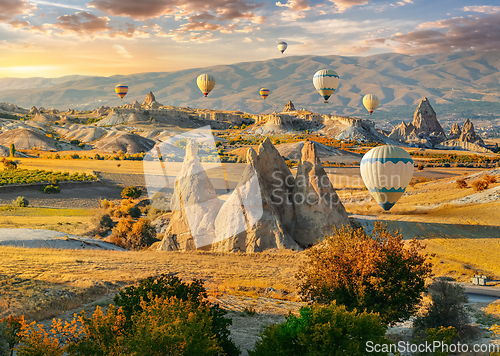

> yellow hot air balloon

[
  {"left": 277, "top": 42, "right": 287, "bottom": 54},
  {"left": 197, "top": 74, "right": 216, "bottom": 97},
  {"left": 313, "top": 69, "right": 339, "bottom": 103},
  {"left": 259, "top": 88, "right": 270, "bottom": 99},
  {"left": 115, "top": 84, "right": 128, "bottom": 100},
  {"left": 363, "top": 94, "right": 379, "bottom": 114},
  {"left": 360, "top": 145, "right": 414, "bottom": 211}
]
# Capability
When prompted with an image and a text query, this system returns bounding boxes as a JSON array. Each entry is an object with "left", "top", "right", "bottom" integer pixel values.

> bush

[
  {"left": 0, "top": 322, "right": 9, "bottom": 356},
  {"left": 413, "top": 280, "right": 475, "bottom": 338},
  {"left": 89, "top": 213, "right": 114, "bottom": 237},
  {"left": 412, "top": 326, "right": 459, "bottom": 356},
  {"left": 127, "top": 218, "right": 157, "bottom": 250},
  {"left": 296, "top": 223, "right": 432, "bottom": 325},
  {"left": 113, "top": 199, "right": 141, "bottom": 218},
  {"left": 249, "top": 302, "right": 391, "bottom": 356},
  {"left": 0, "top": 316, "right": 23, "bottom": 355},
  {"left": 2, "top": 159, "right": 17, "bottom": 170},
  {"left": 472, "top": 179, "right": 489, "bottom": 191},
  {"left": 70, "top": 139, "right": 80, "bottom": 145},
  {"left": 13, "top": 196, "right": 29, "bottom": 207},
  {"left": 456, "top": 177, "right": 468, "bottom": 189},
  {"left": 121, "top": 186, "right": 142, "bottom": 199},
  {"left": 484, "top": 174, "right": 497, "bottom": 184},
  {"left": 417, "top": 164, "right": 424, "bottom": 171},
  {"left": 43, "top": 185, "right": 61, "bottom": 194},
  {"left": 113, "top": 274, "right": 240, "bottom": 356}
]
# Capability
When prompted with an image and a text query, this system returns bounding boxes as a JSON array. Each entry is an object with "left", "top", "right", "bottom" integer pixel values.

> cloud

[
  {"left": 329, "top": 0, "right": 371, "bottom": 13},
  {"left": 87, "top": 0, "right": 264, "bottom": 22},
  {"left": 113, "top": 44, "right": 132, "bottom": 58},
  {"left": 243, "top": 37, "right": 252, "bottom": 42},
  {"left": 0, "top": 0, "right": 35, "bottom": 22},
  {"left": 462, "top": 5, "right": 500, "bottom": 14},
  {"left": 388, "top": 13, "right": 500, "bottom": 54},
  {"left": 275, "top": 0, "right": 310, "bottom": 12},
  {"left": 8, "top": 19, "right": 30, "bottom": 28}
]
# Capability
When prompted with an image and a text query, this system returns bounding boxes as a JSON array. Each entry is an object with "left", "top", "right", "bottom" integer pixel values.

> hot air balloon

[
  {"left": 197, "top": 74, "right": 216, "bottom": 97},
  {"left": 259, "top": 88, "right": 270, "bottom": 99},
  {"left": 360, "top": 145, "right": 414, "bottom": 211},
  {"left": 277, "top": 42, "right": 287, "bottom": 54},
  {"left": 363, "top": 94, "right": 379, "bottom": 114},
  {"left": 313, "top": 69, "right": 340, "bottom": 103},
  {"left": 115, "top": 84, "right": 128, "bottom": 100}
]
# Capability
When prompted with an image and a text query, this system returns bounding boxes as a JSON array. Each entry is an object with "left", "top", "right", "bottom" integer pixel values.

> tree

[
  {"left": 13, "top": 196, "right": 29, "bottom": 207},
  {"left": 121, "top": 186, "right": 142, "bottom": 199},
  {"left": 296, "top": 223, "right": 432, "bottom": 325},
  {"left": 9, "top": 143, "right": 15, "bottom": 158},
  {"left": 249, "top": 302, "right": 391, "bottom": 356}
]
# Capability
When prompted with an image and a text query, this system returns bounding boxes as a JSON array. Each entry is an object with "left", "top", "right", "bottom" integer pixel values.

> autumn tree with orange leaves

[{"left": 296, "top": 223, "right": 432, "bottom": 325}]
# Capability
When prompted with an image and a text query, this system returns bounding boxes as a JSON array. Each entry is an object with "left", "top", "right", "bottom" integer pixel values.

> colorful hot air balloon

[
  {"left": 360, "top": 145, "right": 414, "bottom": 211},
  {"left": 277, "top": 42, "right": 287, "bottom": 54},
  {"left": 115, "top": 84, "right": 128, "bottom": 100},
  {"left": 259, "top": 88, "right": 270, "bottom": 99},
  {"left": 313, "top": 69, "right": 340, "bottom": 103},
  {"left": 363, "top": 94, "right": 379, "bottom": 114},
  {"left": 197, "top": 74, "right": 216, "bottom": 97}
]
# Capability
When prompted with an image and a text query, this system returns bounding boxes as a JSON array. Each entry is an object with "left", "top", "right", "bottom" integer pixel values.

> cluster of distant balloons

[{"left": 113, "top": 42, "right": 380, "bottom": 114}]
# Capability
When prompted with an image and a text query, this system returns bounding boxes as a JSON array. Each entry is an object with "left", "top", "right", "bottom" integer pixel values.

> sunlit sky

[{"left": 0, "top": 0, "right": 499, "bottom": 77}]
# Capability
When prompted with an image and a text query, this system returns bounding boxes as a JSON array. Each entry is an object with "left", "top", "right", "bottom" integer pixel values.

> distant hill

[{"left": 1, "top": 51, "right": 500, "bottom": 119}]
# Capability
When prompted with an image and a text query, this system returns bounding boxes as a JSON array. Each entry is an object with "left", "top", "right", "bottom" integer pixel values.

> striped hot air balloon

[
  {"left": 197, "top": 74, "right": 216, "bottom": 97},
  {"left": 115, "top": 84, "right": 128, "bottom": 100},
  {"left": 360, "top": 145, "right": 414, "bottom": 211},
  {"left": 277, "top": 42, "right": 287, "bottom": 54},
  {"left": 313, "top": 69, "right": 340, "bottom": 103},
  {"left": 259, "top": 88, "right": 270, "bottom": 99},
  {"left": 363, "top": 94, "right": 379, "bottom": 114}
]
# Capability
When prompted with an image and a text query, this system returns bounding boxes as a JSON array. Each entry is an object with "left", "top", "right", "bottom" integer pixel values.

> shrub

[
  {"left": 412, "top": 326, "right": 459, "bottom": 356},
  {"left": 2, "top": 159, "right": 17, "bottom": 170},
  {"left": 472, "top": 179, "right": 489, "bottom": 191},
  {"left": 249, "top": 302, "right": 391, "bottom": 356},
  {"left": 484, "top": 174, "right": 497, "bottom": 184},
  {"left": 0, "top": 315, "right": 23, "bottom": 355},
  {"left": 121, "top": 186, "right": 142, "bottom": 199},
  {"left": 456, "top": 177, "right": 468, "bottom": 189},
  {"left": 13, "top": 196, "right": 29, "bottom": 207},
  {"left": 43, "top": 184, "right": 61, "bottom": 194},
  {"left": 296, "top": 223, "right": 432, "bottom": 325},
  {"left": 417, "top": 164, "right": 424, "bottom": 171},
  {"left": 413, "top": 280, "right": 475, "bottom": 338},
  {"left": 70, "top": 139, "right": 80, "bottom": 145},
  {"left": 114, "top": 199, "right": 141, "bottom": 218},
  {"left": 0, "top": 322, "right": 9, "bottom": 356},
  {"left": 9, "top": 143, "right": 15, "bottom": 158},
  {"left": 113, "top": 274, "right": 240, "bottom": 356},
  {"left": 89, "top": 213, "right": 114, "bottom": 237},
  {"left": 127, "top": 218, "right": 157, "bottom": 250}
]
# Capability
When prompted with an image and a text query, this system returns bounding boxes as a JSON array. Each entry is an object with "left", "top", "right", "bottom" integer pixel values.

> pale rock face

[
  {"left": 212, "top": 148, "right": 298, "bottom": 252},
  {"left": 30, "top": 106, "right": 39, "bottom": 115},
  {"left": 158, "top": 138, "right": 222, "bottom": 251},
  {"left": 283, "top": 101, "right": 296, "bottom": 112},
  {"left": 143, "top": 91, "right": 156, "bottom": 106},
  {"left": 459, "top": 119, "right": 484, "bottom": 145},
  {"left": 292, "top": 141, "right": 350, "bottom": 247},
  {"left": 411, "top": 97, "right": 445, "bottom": 136},
  {"left": 132, "top": 101, "right": 141, "bottom": 110},
  {"left": 448, "top": 123, "right": 461, "bottom": 139},
  {"left": 388, "top": 121, "right": 415, "bottom": 141}
]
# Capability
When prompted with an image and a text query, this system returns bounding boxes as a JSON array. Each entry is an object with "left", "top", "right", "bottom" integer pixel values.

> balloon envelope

[
  {"left": 115, "top": 84, "right": 128, "bottom": 99},
  {"left": 313, "top": 69, "right": 339, "bottom": 103},
  {"left": 360, "top": 145, "right": 414, "bottom": 211},
  {"left": 197, "top": 74, "right": 216, "bottom": 97},
  {"left": 363, "top": 94, "right": 379, "bottom": 114},
  {"left": 259, "top": 88, "right": 270, "bottom": 99},
  {"left": 277, "top": 42, "right": 287, "bottom": 54}
]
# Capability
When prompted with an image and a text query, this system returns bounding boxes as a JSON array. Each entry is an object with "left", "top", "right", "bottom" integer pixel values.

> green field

[{"left": 0, "top": 169, "right": 96, "bottom": 186}]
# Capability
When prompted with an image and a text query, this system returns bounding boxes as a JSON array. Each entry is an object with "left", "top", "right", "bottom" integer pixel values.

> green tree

[
  {"left": 13, "top": 196, "right": 29, "bottom": 207},
  {"left": 249, "top": 302, "right": 391, "bottom": 356},
  {"left": 296, "top": 223, "right": 432, "bottom": 325},
  {"left": 121, "top": 186, "right": 142, "bottom": 199},
  {"left": 9, "top": 143, "right": 15, "bottom": 158}
]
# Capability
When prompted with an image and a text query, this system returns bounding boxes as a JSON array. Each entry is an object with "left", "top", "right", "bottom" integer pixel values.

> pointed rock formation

[
  {"left": 411, "top": 97, "right": 445, "bottom": 136},
  {"left": 292, "top": 141, "right": 350, "bottom": 247},
  {"left": 448, "top": 123, "right": 461, "bottom": 139},
  {"left": 212, "top": 148, "right": 298, "bottom": 253},
  {"left": 157, "top": 139, "right": 223, "bottom": 251},
  {"left": 388, "top": 121, "right": 415, "bottom": 141},
  {"left": 143, "top": 91, "right": 156, "bottom": 106},
  {"left": 283, "top": 101, "right": 296, "bottom": 112},
  {"left": 30, "top": 106, "right": 39, "bottom": 115},
  {"left": 459, "top": 119, "right": 484, "bottom": 145}
]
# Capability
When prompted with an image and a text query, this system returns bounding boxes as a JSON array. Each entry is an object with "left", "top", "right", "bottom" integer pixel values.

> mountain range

[{"left": 1, "top": 51, "right": 500, "bottom": 121}]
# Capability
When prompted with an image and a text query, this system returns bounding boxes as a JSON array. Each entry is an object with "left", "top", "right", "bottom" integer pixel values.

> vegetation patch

[{"left": 0, "top": 169, "right": 96, "bottom": 186}]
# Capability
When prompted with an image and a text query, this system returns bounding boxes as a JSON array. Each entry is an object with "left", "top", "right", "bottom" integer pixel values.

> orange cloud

[{"left": 0, "top": 0, "right": 35, "bottom": 22}]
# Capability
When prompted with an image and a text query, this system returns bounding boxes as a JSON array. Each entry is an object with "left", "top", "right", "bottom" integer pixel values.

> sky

[{"left": 0, "top": 0, "right": 499, "bottom": 77}]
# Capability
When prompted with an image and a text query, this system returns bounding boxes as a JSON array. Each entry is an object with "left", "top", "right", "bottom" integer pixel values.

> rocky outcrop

[
  {"left": 156, "top": 138, "right": 351, "bottom": 253},
  {"left": 292, "top": 141, "right": 350, "bottom": 247},
  {"left": 283, "top": 101, "right": 296, "bottom": 112},
  {"left": 459, "top": 119, "right": 484, "bottom": 145},
  {"left": 411, "top": 97, "right": 445, "bottom": 137},
  {"left": 212, "top": 148, "right": 298, "bottom": 253},
  {"left": 388, "top": 121, "right": 415, "bottom": 141},
  {"left": 94, "top": 106, "right": 109, "bottom": 116},
  {"left": 143, "top": 91, "right": 156, "bottom": 106},
  {"left": 448, "top": 123, "right": 461, "bottom": 139},
  {"left": 436, "top": 140, "right": 492, "bottom": 154},
  {"left": 157, "top": 139, "right": 223, "bottom": 251},
  {"left": 30, "top": 106, "right": 39, "bottom": 115}
]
